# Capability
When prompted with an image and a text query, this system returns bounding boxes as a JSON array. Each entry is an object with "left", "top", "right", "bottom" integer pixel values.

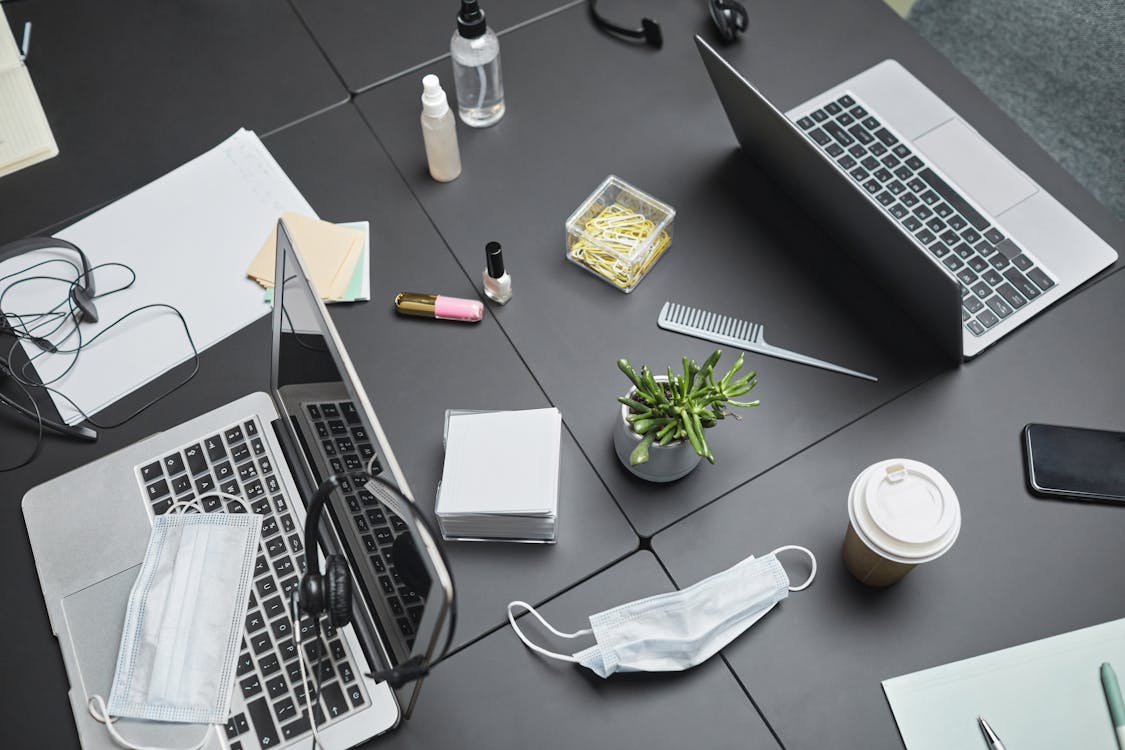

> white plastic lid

[
  {"left": 848, "top": 459, "right": 960, "bottom": 563},
  {"left": 421, "top": 74, "right": 449, "bottom": 118}
]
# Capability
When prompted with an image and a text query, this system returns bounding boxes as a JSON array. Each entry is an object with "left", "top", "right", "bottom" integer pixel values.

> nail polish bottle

[{"left": 482, "top": 241, "right": 512, "bottom": 304}]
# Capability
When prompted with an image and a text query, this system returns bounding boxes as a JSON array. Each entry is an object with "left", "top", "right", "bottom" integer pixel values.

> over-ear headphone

[
  {"left": 708, "top": 0, "right": 749, "bottom": 43},
  {"left": 587, "top": 0, "right": 663, "bottom": 48},
  {"left": 586, "top": 0, "right": 748, "bottom": 49},
  {"left": 0, "top": 237, "right": 99, "bottom": 325},
  {"left": 297, "top": 473, "right": 353, "bottom": 627}
]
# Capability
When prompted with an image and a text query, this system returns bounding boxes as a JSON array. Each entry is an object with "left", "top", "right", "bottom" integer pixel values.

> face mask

[
  {"left": 88, "top": 511, "right": 261, "bottom": 748},
  {"left": 508, "top": 545, "right": 816, "bottom": 678}
]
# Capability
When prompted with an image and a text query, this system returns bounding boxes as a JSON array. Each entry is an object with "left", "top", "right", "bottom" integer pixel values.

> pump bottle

[
  {"left": 420, "top": 74, "right": 462, "bottom": 182},
  {"left": 450, "top": 0, "right": 505, "bottom": 127}
]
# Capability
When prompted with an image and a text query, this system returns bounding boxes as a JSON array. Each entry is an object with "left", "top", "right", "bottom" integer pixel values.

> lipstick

[{"left": 394, "top": 292, "right": 483, "bottom": 322}]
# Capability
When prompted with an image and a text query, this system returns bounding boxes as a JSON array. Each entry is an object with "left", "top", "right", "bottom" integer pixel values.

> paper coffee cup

[{"left": 843, "top": 459, "right": 960, "bottom": 587}]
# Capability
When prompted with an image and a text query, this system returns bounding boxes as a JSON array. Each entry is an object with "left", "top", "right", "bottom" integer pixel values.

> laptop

[
  {"left": 23, "top": 219, "right": 454, "bottom": 750},
  {"left": 695, "top": 37, "right": 1118, "bottom": 361}
]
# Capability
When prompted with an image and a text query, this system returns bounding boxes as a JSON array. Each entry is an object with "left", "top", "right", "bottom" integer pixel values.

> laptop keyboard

[
  {"left": 137, "top": 417, "right": 369, "bottom": 750},
  {"left": 794, "top": 93, "right": 1057, "bottom": 336},
  {"left": 305, "top": 400, "right": 424, "bottom": 649}
]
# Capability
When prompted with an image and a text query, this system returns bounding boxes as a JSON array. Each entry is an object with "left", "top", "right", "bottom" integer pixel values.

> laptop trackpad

[
  {"left": 63, "top": 566, "right": 215, "bottom": 748},
  {"left": 913, "top": 119, "right": 1037, "bottom": 217}
]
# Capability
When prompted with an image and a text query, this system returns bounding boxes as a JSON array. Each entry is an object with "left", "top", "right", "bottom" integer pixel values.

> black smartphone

[{"left": 1023, "top": 423, "right": 1125, "bottom": 504}]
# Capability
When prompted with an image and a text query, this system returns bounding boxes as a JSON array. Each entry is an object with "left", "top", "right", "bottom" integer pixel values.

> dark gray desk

[
  {"left": 0, "top": 0, "right": 346, "bottom": 240},
  {"left": 653, "top": 267, "right": 1125, "bottom": 749},
  {"left": 289, "top": 0, "right": 580, "bottom": 93},
  {"left": 373, "top": 552, "right": 781, "bottom": 750},
  {"left": 3, "top": 0, "right": 1124, "bottom": 748}
]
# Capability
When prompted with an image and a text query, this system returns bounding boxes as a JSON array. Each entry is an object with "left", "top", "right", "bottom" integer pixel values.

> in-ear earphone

[
  {"left": 587, "top": 0, "right": 663, "bottom": 48},
  {"left": 708, "top": 0, "right": 749, "bottom": 43}
]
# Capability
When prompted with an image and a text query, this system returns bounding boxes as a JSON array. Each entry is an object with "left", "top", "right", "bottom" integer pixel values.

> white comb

[{"left": 657, "top": 301, "right": 877, "bottom": 382}]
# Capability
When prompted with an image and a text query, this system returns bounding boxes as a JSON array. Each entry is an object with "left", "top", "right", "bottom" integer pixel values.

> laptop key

[
  {"left": 926, "top": 218, "right": 945, "bottom": 233},
  {"left": 905, "top": 156, "right": 924, "bottom": 170},
  {"left": 943, "top": 256, "right": 964, "bottom": 272},
  {"left": 983, "top": 269, "right": 1002, "bottom": 286},
  {"left": 956, "top": 268, "right": 978, "bottom": 285},
  {"left": 929, "top": 241, "right": 950, "bottom": 258},
  {"left": 977, "top": 309, "right": 1000, "bottom": 328},
  {"left": 887, "top": 180, "right": 905, "bottom": 195},
  {"left": 989, "top": 253, "right": 1011, "bottom": 270},
  {"left": 825, "top": 101, "right": 841, "bottom": 115},
  {"left": 966, "top": 319, "right": 986, "bottom": 336},
  {"left": 246, "top": 697, "right": 280, "bottom": 748},
  {"left": 902, "top": 216, "right": 922, "bottom": 231},
  {"left": 1003, "top": 267, "right": 1041, "bottom": 300},
  {"left": 237, "top": 652, "right": 255, "bottom": 676},
  {"left": 163, "top": 454, "right": 186, "bottom": 476},
  {"left": 985, "top": 295, "right": 1014, "bottom": 319},
  {"left": 918, "top": 168, "right": 989, "bottom": 229},
  {"left": 869, "top": 142, "right": 887, "bottom": 157},
  {"left": 915, "top": 228, "right": 936, "bottom": 245},
  {"left": 881, "top": 154, "right": 900, "bottom": 169},
  {"left": 225, "top": 426, "right": 244, "bottom": 444},
  {"left": 140, "top": 461, "right": 163, "bottom": 482},
  {"left": 247, "top": 610, "right": 266, "bottom": 633},
  {"left": 873, "top": 128, "right": 897, "bottom": 146},
  {"left": 244, "top": 420, "right": 258, "bottom": 437},
  {"left": 863, "top": 179, "right": 880, "bottom": 195},
  {"left": 972, "top": 281, "right": 991, "bottom": 299},
  {"left": 203, "top": 496, "right": 222, "bottom": 512},
  {"left": 952, "top": 243, "right": 974, "bottom": 260},
  {"left": 873, "top": 168, "right": 892, "bottom": 182},
  {"left": 984, "top": 227, "right": 1005, "bottom": 244},
  {"left": 1012, "top": 254, "right": 1033, "bottom": 271},
  {"left": 847, "top": 124, "right": 872, "bottom": 144},
  {"left": 171, "top": 475, "right": 191, "bottom": 495},
  {"left": 893, "top": 165, "right": 912, "bottom": 181},
  {"left": 152, "top": 498, "right": 173, "bottom": 515},
  {"left": 232, "top": 442, "right": 251, "bottom": 463},
  {"left": 838, "top": 112, "right": 854, "bottom": 126},
  {"left": 948, "top": 214, "right": 967, "bottom": 231},
  {"left": 964, "top": 295, "right": 984, "bottom": 313},
  {"left": 320, "top": 682, "right": 349, "bottom": 720},
  {"left": 241, "top": 675, "right": 263, "bottom": 698},
  {"left": 849, "top": 105, "right": 867, "bottom": 118},
  {"left": 893, "top": 144, "right": 911, "bottom": 158},
  {"left": 195, "top": 475, "right": 216, "bottom": 495},
  {"left": 809, "top": 128, "right": 830, "bottom": 146},
  {"left": 889, "top": 203, "right": 908, "bottom": 219},
  {"left": 281, "top": 717, "right": 311, "bottom": 742},
  {"left": 848, "top": 144, "right": 866, "bottom": 158},
  {"left": 797, "top": 116, "right": 814, "bottom": 130},
  {"left": 961, "top": 228, "right": 982, "bottom": 244},
  {"left": 266, "top": 675, "right": 288, "bottom": 700},
  {"left": 900, "top": 192, "right": 919, "bottom": 207},
  {"left": 860, "top": 156, "right": 879, "bottom": 171},
  {"left": 146, "top": 479, "right": 170, "bottom": 501},
  {"left": 912, "top": 204, "right": 932, "bottom": 220}
]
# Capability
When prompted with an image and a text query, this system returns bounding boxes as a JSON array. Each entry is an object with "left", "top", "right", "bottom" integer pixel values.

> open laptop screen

[{"left": 269, "top": 220, "right": 452, "bottom": 676}]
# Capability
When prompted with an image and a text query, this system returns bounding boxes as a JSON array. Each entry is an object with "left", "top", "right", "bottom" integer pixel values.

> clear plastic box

[{"left": 565, "top": 175, "right": 675, "bottom": 293}]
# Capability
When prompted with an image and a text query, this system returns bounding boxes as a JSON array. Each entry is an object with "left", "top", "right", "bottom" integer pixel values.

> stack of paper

[
  {"left": 247, "top": 211, "right": 370, "bottom": 303},
  {"left": 0, "top": 10, "right": 57, "bottom": 178},
  {"left": 436, "top": 408, "right": 562, "bottom": 543}
]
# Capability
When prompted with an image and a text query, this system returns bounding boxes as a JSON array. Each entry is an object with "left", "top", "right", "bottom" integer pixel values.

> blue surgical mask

[
  {"left": 88, "top": 511, "right": 261, "bottom": 748},
  {"left": 508, "top": 546, "right": 816, "bottom": 678}
]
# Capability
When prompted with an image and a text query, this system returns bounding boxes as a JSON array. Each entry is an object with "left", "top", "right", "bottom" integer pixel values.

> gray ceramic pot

[{"left": 614, "top": 378, "right": 702, "bottom": 483}]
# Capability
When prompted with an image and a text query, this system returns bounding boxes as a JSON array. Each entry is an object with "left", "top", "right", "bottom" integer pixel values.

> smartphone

[{"left": 1023, "top": 423, "right": 1125, "bottom": 504}]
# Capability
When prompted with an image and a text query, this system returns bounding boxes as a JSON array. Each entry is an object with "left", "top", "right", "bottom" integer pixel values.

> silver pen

[{"left": 978, "top": 716, "right": 1007, "bottom": 750}]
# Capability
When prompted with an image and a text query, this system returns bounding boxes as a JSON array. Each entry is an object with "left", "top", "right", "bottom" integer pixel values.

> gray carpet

[{"left": 910, "top": 0, "right": 1124, "bottom": 220}]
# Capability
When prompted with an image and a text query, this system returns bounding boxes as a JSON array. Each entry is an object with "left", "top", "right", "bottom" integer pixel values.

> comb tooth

[
  {"left": 664, "top": 302, "right": 675, "bottom": 322},
  {"left": 724, "top": 316, "right": 735, "bottom": 337},
  {"left": 736, "top": 319, "right": 748, "bottom": 340},
  {"left": 673, "top": 303, "right": 684, "bottom": 323},
  {"left": 750, "top": 323, "right": 761, "bottom": 342},
  {"left": 701, "top": 311, "right": 711, "bottom": 331},
  {"left": 719, "top": 316, "right": 730, "bottom": 336},
  {"left": 689, "top": 307, "right": 701, "bottom": 328},
  {"left": 714, "top": 314, "right": 725, "bottom": 334}
]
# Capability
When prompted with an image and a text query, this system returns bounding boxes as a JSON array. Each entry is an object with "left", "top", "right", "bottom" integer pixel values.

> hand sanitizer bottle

[
  {"left": 420, "top": 74, "right": 462, "bottom": 182},
  {"left": 450, "top": 0, "right": 505, "bottom": 127}
]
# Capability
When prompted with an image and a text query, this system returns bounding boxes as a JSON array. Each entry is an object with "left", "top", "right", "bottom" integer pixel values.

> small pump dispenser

[
  {"left": 450, "top": 0, "right": 505, "bottom": 127},
  {"left": 482, "top": 241, "right": 512, "bottom": 304},
  {"left": 420, "top": 74, "right": 462, "bottom": 182}
]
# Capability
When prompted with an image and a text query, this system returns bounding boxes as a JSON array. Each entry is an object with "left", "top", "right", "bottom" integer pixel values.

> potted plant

[{"left": 613, "top": 350, "right": 759, "bottom": 482}]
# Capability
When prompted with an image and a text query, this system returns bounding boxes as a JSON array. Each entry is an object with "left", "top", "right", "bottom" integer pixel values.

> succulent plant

[{"left": 617, "top": 349, "right": 759, "bottom": 466}]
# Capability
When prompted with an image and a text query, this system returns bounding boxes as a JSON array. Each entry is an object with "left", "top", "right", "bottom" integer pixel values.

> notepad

[
  {"left": 0, "top": 10, "right": 57, "bottom": 178},
  {"left": 883, "top": 617, "right": 1125, "bottom": 749},
  {"left": 248, "top": 212, "right": 366, "bottom": 301},
  {"left": 436, "top": 408, "right": 562, "bottom": 543}
]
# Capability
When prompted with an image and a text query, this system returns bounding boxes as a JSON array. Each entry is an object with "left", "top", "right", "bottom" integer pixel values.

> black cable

[{"left": 0, "top": 252, "right": 199, "bottom": 469}]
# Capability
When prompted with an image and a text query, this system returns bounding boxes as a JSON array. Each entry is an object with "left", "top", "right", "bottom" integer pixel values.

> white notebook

[
  {"left": 0, "top": 10, "right": 57, "bottom": 178},
  {"left": 436, "top": 408, "right": 562, "bottom": 542}
]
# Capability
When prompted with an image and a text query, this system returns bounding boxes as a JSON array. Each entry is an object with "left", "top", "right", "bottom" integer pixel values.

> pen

[
  {"left": 978, "top": 716, "right": 1007, "bottom": 750},
  {"left": 394, "top": 292, "right": 483, "bottom": 322},
  {"left": 1102, "top": 662, "right": 1125, "bottom": 750}
]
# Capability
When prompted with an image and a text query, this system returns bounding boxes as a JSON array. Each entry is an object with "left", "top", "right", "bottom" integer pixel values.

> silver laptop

[
  {"left": 23, "top": 220, "right": 454, "bottom": 750},
  {"left": 696, "top": 37, "right": 1117, "bottom": 361}
]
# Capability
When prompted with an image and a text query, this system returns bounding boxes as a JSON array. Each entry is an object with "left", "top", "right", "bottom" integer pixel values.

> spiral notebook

[{"left": 0, "top": 9, "right": 57, "bottom": 178}]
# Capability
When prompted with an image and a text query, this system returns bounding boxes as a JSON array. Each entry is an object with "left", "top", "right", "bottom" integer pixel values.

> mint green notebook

[{"left": 883, "top": 617, "right": 1125, "bottom": 749}]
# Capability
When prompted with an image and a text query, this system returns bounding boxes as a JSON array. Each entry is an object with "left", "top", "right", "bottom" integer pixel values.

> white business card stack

[{"left": 436, "top": 408, "right": 561, "bottom": 543}]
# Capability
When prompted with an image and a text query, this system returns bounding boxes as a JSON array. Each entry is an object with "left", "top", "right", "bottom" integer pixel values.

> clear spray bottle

[{"left": 450, "top": 0, "right": 505, "bottom": 127}]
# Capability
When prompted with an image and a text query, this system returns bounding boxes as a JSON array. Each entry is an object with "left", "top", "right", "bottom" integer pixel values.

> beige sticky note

[{"left": 247, "top": 211, "right": 366, "bottom": 299}]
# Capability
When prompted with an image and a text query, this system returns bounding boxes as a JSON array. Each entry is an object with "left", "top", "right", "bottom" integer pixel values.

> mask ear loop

[
  {"left": 506, "top": 601, "right": 592, "bottom": 663},
  {"left": 770, "top": 545, "right": 817, "bottom": 592},
  {"left": 87, "top": 695, "right": 211, "bottom": 750}
]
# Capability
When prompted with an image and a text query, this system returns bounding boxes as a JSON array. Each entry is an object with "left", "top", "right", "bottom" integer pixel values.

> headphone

[
  {"left": 0, "top": 237, "right": 100, "bottom": 443},
  {"left": 586, "top": 0, "right": 748, "bottom": 48},
  {"left": 708, "top": 0, "right": 749, "bottom": 43},
  {"left": 0, "top": 237, "right": 99, "bottom": 325},
  {"left": 293, "top": 471, "right": 457, "bottom": 690},
  {"left": 296, "top": 473, "right": 354, "bottom": 628}
]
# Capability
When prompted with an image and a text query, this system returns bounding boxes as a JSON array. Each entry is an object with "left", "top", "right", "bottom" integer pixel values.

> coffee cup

[{"left": 843, "top": 458, "right": 960, "bottom": 587}]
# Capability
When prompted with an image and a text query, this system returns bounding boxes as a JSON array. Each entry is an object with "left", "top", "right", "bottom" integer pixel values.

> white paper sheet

[{"left": 0, "top": 129, "right": 315, "bottom": 424}]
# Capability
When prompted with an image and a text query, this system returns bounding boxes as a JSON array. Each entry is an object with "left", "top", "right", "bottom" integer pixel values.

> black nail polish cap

[{"left": 486, "top": 241, "right": 505, "bottom": 278}]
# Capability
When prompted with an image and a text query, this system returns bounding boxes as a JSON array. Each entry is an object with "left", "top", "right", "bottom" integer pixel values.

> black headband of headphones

[
  {"left": 0, "top": 236, "right": 99, "bottom": 324},
  {"left": 587, "top": 0, "right": 663, "bottom": 48}
]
